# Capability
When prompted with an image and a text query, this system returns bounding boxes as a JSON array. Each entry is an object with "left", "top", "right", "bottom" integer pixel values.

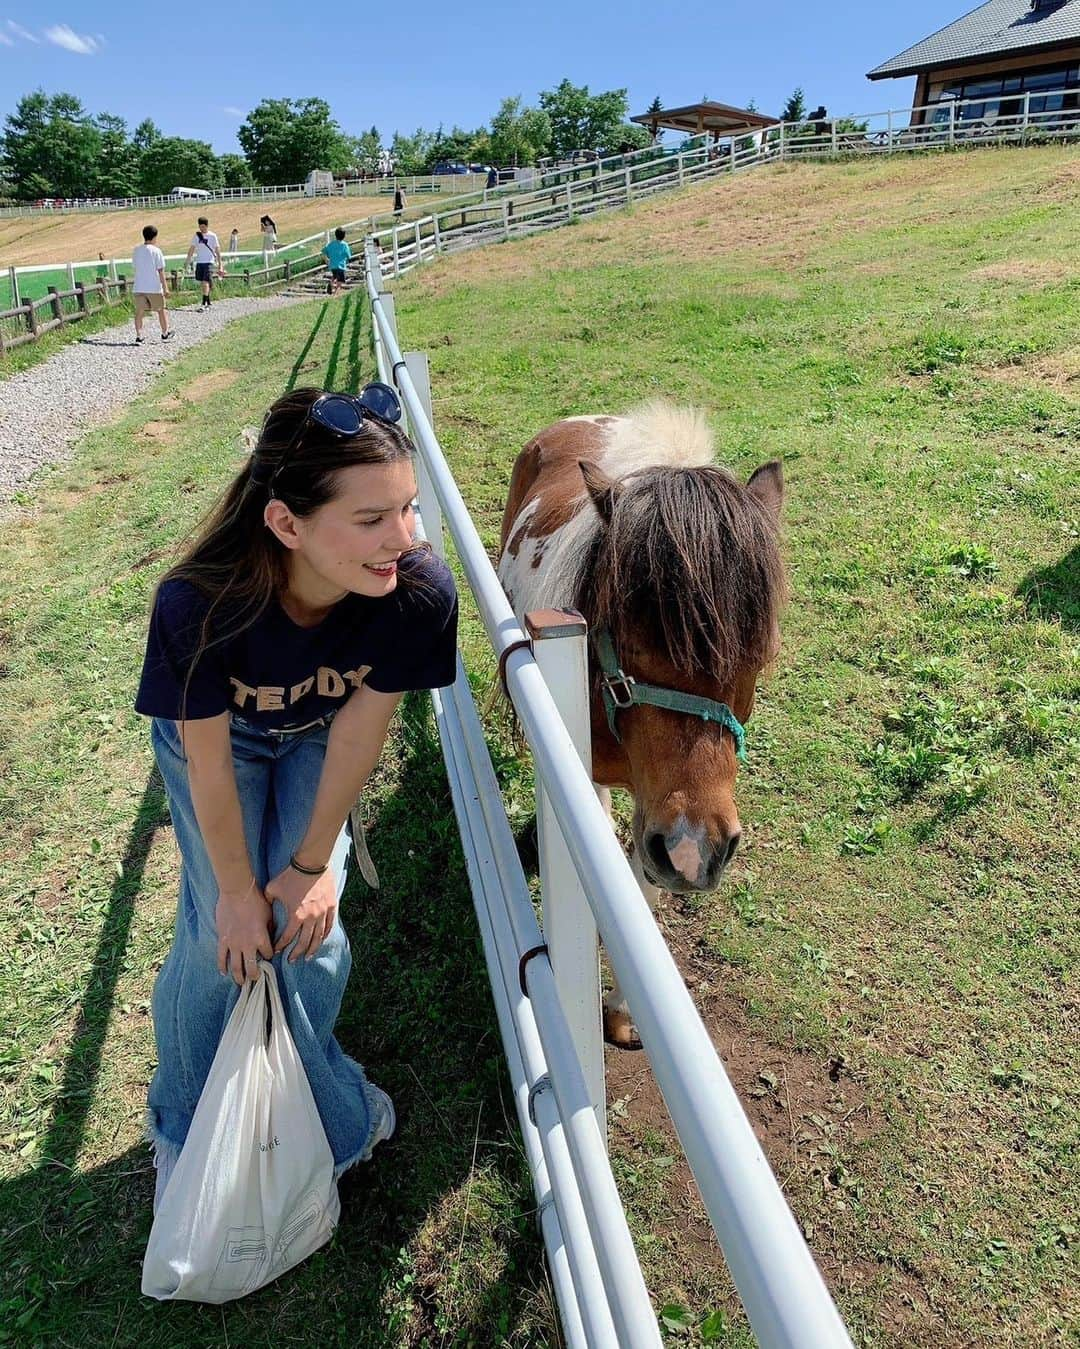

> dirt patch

[
  {"left": 139, "top": 421, "right": 177, "bottom": 444},
  {"left": 980, "top": 347, "right": 1080, "bottom": 392},
  {"left": 177, "top": 368, "right": 240, "bottom": 403},
  {"left": 972, "top": 259, "right": 1070, "bottom": 285},
  {"left": 603, "top": 890, "right": 897, "bottom": 1325}
]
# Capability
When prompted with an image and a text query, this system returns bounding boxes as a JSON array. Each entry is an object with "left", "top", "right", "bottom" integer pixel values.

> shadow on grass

[
  {"left": 285, "top": 301, "right": 330, "bottom": 392},
  {"left": 1018, "top": 543, "right": 1080, "bottom": 630},
  {"left": 0, "top": 698, "right": 551, "bottom": 1346}
]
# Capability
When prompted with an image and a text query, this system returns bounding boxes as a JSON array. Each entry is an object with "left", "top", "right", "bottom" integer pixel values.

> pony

[{"left": 498, "top": 404, "right": 785, "bottom": 1048}]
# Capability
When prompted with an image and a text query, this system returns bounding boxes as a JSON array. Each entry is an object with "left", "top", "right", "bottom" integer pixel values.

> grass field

[{"left": 0, "top": 147, "right": 1077, "bottom": 1347}]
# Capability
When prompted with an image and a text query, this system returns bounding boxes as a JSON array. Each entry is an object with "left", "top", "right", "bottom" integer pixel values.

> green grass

[{"left": 1, "top": 148, "right": 1078, "bottom": 1346}]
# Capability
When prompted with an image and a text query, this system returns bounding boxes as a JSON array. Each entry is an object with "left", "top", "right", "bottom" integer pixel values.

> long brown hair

[{"left": 158, "top": 386, "right": 425, "bottom": 714}]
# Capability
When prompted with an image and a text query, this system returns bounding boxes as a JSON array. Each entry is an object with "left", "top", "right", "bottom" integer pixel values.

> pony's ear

[
  {"left": 579, "top": 460, "right": 622, "bottom": 525},
  {"left": 746, "top": 460, "right": 784, "bottom": 522}
]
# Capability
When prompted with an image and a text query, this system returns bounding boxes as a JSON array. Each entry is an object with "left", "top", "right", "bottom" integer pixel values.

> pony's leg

[{"left": 598, "top": 788, "right": 659, "bottom": 1050}]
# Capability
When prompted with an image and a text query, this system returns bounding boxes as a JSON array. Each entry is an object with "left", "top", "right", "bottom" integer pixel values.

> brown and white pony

[{"left": 498, "top": 405, "right": 785, "bottom": 1047}]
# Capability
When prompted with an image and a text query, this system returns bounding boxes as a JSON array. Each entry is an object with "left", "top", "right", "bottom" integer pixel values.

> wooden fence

[{"left": 0, "top": 251, "right": 325, "bottom": 356}]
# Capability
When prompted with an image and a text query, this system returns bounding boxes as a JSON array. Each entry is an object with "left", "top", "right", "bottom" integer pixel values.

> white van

[{"left": 169, "top": 186, "right": 210, "bottom": 200}]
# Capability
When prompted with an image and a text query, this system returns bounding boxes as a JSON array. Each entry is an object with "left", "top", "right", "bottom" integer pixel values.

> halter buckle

[{"left": 601, "top": 670, "right": 637, "bottom": 709}]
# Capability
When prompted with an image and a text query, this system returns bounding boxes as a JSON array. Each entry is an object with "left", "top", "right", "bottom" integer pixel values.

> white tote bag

[{"left": 142, "top": 963, "right": 340, "bottom": 1303}]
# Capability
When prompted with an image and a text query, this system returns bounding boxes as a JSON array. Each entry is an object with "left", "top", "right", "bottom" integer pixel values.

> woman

[
  {"left": 135, "top": 384, "right": 458, "bottom": 1212},
  {"left": 260, "top": 214, "right": 278, "bottom": 253}
]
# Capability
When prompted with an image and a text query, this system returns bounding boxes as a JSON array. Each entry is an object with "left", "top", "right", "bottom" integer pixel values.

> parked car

[{"left": 431, "top": 161, "right": 470, "bottom": 175}]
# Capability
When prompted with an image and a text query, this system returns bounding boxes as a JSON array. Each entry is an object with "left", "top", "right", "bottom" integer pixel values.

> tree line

[{"left": 0, "top": 82, "right": 655, "bottom": 202}]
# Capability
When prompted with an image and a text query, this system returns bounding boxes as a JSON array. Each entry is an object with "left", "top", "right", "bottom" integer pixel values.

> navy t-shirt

[{"left": 135, "top": 549, "right": 458, "bottom": 727}]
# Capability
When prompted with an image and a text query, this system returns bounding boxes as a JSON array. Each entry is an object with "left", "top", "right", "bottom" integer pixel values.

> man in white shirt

[
  {"left": 132, "top": 224, "right": 172, "bottom": 345},
  {"left": 185, "top": 215, "right": 223, "bottom": 309}
]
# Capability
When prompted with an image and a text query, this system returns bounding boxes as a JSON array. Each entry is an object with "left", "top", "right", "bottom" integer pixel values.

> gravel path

[{"left": 0, "top": 295, "right": 304, "bottom": 503}]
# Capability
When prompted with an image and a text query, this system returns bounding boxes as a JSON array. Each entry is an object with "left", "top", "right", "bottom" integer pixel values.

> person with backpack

[
  {"left": 135, "top": 382, "right": 458, "bottom": 1214},
  {"left": 185, "top": 216, "right": 223, "bottom": 309}
]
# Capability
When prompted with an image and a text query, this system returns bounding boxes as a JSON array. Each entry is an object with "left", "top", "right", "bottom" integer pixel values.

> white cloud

[
  {"left": 223, "top": 105, "right": 245, "bottom": 118},
  {"left": 0, "top": 29, "right": 13, "bottom": 44},
  {"left": 43, "top": 23, "right": 102, "bottom": 54},
  {"left": 7, "top": 19, "right": 39, "bottom": 41}
]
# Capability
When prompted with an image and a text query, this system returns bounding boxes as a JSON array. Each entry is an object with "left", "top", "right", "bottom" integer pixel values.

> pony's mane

[
  {"left": 573, "top": 456, "right": 785, "bottom": 684},
  {"left": 599, "top": 402, "right": 715, "bottom": 476}
]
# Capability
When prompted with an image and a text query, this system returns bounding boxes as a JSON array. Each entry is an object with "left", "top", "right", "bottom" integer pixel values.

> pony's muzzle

[{"left": 642, "top": 817, "right": 741, "bottom": 893}]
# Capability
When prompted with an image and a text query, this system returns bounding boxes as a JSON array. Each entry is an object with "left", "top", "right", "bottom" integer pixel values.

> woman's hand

[
  {"left": 216, "top": 882, "right": 273, "bottom": 986},
  {"left": 266, "top": 864, "right": 338, "bottom": 963}
]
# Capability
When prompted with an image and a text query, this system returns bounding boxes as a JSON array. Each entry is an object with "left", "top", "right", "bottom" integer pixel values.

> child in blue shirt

[{"left": 321, "top": 227, "right": 352, "bottom": 296}]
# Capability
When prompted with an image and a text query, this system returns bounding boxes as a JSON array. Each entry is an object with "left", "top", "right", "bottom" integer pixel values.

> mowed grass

[{"left": 0, "top": 146, "right": 1076, "bottom": 1347}]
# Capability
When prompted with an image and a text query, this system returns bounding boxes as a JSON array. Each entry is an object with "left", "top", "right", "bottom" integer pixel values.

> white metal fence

[{"left": 363, "top": 241, "right": 855, "bottom": 1348}]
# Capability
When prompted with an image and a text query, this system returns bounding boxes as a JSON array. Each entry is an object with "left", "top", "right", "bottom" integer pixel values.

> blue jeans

[{"left": 147, "top": 715, "right": 379, "bottom": 1178}]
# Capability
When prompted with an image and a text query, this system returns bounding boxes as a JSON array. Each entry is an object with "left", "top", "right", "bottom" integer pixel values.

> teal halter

[{"left": 594, "top": 628, "right": 748, "bottom": 763}]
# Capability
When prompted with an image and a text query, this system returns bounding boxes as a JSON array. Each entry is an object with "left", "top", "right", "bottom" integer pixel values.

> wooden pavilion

[{"left": 630, "top": 101, "right": 779, "bottom": 141}]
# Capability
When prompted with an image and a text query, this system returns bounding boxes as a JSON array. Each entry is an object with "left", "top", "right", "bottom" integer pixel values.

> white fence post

[
  {"left": 624, "top": 165, "right": 632, "bottom": 202},
  {"left": 566, "top": 181, "right": 574, "bottom": 219},
  {"left": 502, "top": 198, "right": 511, "bottom": 240},
  {"left": 432, "top": 212, "right": 442, "bottom": 252},
  {"left": 8, "top": 265, "right": 19, "bottom": 308},
  {"left": 1022, "top": 91, "right": 1031, "bottom": 143},
  {"left": 949, "top": 100, "right": 957, "bottom": 148},
  {"left": 779, "top": 122, "right": 786, "bottom": 160},
  {"left": 404, "top": 351, "right": 444, "bottom": 559},
  {"left": 392, "top": 228, "right": 401, "bottom": 278},
  {"left": 677, "top": 151, "right": 685, "bottom": 184},
  {"left": 66, "top": 261, "right": 75, "bottom": 290},
  {"left": 526, "top": 609, "right": 606, "bottom": 1142}
]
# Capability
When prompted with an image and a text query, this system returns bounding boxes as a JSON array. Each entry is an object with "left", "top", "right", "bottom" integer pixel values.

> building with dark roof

[{"left": 868, "top": 0, "right": 1080, "bottom": 124}]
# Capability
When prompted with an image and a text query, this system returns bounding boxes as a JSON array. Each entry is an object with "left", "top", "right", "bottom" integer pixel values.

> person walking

[
  {"left": 260, "top": 214, "right": 278, "bottom": 255},
  {"left": 321, "top": 226, "right": 352, "bottom": 297},
  {"left": 228, "top": 227, "right": 240, "bottom": 254},
  {"left": 132, "top": 224, "right": 173, "bottom": 344},
  {"left": 392, "top": 186, "right": 406, "bottom": 219},
  {"left": 185, "top": 216, "right": 222, "bottom": 310},
  {"left": 135, "top": 382, "right": 458, "bottom": 1216}
]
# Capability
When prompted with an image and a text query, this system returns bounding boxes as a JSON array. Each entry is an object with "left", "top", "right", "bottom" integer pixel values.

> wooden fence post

[
  {"left": 47, "top": 285, "right": 62, "bottom": 323},
  {"left": 24, "top": 300, "right": 39, "bottom": 338},
  {"left": 170, "top": 270, "right": 179, "bottom": 292},
  {"left": 118, "top": 275, "right": 127, "bottom": 298},
  {"left": 284, "top": 258, "right": 292, "bottom": 281},
  {"left": 74, "top": 283, "right": 87, "bottom": 314},
  {"left": 243, "top": 269, "right": 250, "bottom": 288}
]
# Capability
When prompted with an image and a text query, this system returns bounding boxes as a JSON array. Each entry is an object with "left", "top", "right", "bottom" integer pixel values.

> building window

[{"left": 932, "top": 64, "right": 1080, "bottom": 121}]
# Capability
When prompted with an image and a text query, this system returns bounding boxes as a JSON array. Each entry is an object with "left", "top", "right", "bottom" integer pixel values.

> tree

[
  {"left": 132, "top": 118, "right": 161, "bottom": 153},
  {"left": 238, "top": 98, "right": 350, "bottom": 184},
  {"left": 488, "top": 96, "right": 551, "bottom": 166},
  {"left": 781, "top": 88, "right": 806, "bottom": 123},
  {"left": 93, "top": 113, "right": 140, "bottom": 198},
  {"left": 351, "top": 126, "right": 383, "bottom": 175},
  {"left": 1, "top": 90, "right": 102, "bottom": 198},
  {"left": 538, "top": 79, "right": 636, "bottom": 158},
  {"left": 423, "top": 124, "right": 486, "bottom": 170},
  {"left": 646, "top": 95, "right": 663, "bottom": 116},
  {"left": 139, "top": 136, "right": 223, "bottom": 195},
  {"left": 217, "top": 153, "right": 253, "bottom": 188},
  {"left": 389, "top": 129, "right": 435, "bottom": 177}
]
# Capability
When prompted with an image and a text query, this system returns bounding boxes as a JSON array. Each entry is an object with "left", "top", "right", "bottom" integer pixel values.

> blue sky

[{"left": 0, "top": 2, "right": 969, "bottom": 152}]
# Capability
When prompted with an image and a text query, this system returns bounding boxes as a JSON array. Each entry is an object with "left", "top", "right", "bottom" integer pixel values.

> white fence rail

[
  {"left": 366, "top": 86, "right": 1080, "bottom": 280},
  {"left": 0, "top": 173, "right": 490, "bottom": 219},
  {"left": 364, "top": 242, "right": 855, "bottom": 1348}
]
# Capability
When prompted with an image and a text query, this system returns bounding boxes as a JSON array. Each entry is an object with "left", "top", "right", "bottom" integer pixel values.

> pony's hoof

[{"left": 603, "top": 1007, "right": 643, "bottom": 1051}]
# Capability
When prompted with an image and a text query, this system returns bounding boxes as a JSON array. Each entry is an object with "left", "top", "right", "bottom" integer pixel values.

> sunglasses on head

[{"left": 268, "top": 382, "right": 403, "bottom": 497}]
